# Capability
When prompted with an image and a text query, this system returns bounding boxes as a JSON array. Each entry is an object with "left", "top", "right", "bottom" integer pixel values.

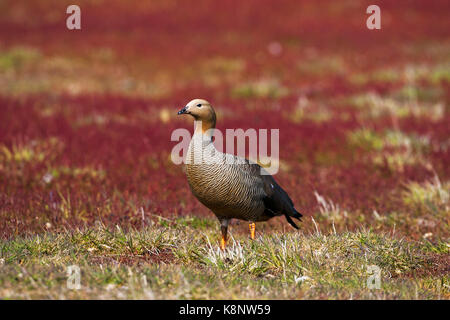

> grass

[
  {"left": 231, "top": 79, "right": 289, "bottom": 99},
  {"left": 402, "top": 176, "right": 449, "bottom": 216},
  {"left": 342, "top": 91, "right": 447, "bottom": 120},
  {"left": 0, "top": 217, "right": 448, "bottom": 299}
]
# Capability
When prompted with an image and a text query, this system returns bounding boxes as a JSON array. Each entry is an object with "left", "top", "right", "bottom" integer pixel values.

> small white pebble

[
  {"left": 42, "top": 173, "right": 53, "bottom": 184},
  {"left": 294, "top": 275, "right": 311, "bottom": 284},
  {"left": 423, "top": 232, "right": 433, "bottom": 239},
  {"left": 105, "top": 283, "right": 116, "bottom": 291}
]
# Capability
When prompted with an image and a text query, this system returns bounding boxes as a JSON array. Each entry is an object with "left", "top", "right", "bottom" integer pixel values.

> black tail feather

[
  {"left": 284, "top": 208, "right": 302, "bottom": 229},
  {"left": 285, "top": 214, "right": 299, "bottom": 229}
]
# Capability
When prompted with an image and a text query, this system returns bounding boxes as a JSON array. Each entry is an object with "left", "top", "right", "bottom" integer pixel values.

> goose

[{"left": 177, "top": 99, "right": 302, "bottom": 249}]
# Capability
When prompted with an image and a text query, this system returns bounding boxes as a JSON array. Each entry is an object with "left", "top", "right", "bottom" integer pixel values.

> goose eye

[{"left": 196, "top": 104, "right": 202, "bottom": 107}]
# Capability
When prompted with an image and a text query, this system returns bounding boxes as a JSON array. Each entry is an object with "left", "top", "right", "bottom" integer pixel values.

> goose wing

[{"left": 238, "top": 161, "right": 303, "bottom": 229}]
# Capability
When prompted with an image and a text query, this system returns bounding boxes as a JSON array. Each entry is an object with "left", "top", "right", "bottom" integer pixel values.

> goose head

[{"left": 178, "top": 98, "right": 216, "bottom": 133}]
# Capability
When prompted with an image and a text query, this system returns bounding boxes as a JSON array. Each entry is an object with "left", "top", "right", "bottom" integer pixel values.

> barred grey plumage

[{"left": 178, "top": 99, "right": 302, "bottom": 248}]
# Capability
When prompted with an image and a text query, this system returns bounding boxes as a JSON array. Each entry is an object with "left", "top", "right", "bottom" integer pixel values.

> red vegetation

[{"left": 0, "top": 1, "right": 448, "bottom": 238}]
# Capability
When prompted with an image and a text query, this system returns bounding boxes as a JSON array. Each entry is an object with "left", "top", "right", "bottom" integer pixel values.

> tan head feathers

[{"left": 177, "top": 98, "right": 216, "bottom": 132}]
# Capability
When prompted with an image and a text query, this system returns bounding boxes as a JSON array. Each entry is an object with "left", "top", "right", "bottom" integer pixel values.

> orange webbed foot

[{"left": 249, "top": 222, "right": 256, "bottom": 240}]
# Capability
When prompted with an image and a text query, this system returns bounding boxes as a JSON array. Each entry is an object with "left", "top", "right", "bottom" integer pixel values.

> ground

[
  {"left": 1, "top": 216, "right": 448, "bottom": 299},
  {"left": 0, "top": 0, "right": 448, "bottom": 299}
]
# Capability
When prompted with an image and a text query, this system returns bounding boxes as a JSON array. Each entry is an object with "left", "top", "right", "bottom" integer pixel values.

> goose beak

[{"left": 177, "top": 106, "right": 189, "bottom": 115}]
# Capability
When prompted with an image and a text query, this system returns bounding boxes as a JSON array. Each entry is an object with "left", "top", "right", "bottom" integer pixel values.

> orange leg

[
  {"left": 220, "top": 224, "right": 228, "bottom": 250},
  {"left": 249, "top": 222, "right": 256, "bottom": 240}
]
